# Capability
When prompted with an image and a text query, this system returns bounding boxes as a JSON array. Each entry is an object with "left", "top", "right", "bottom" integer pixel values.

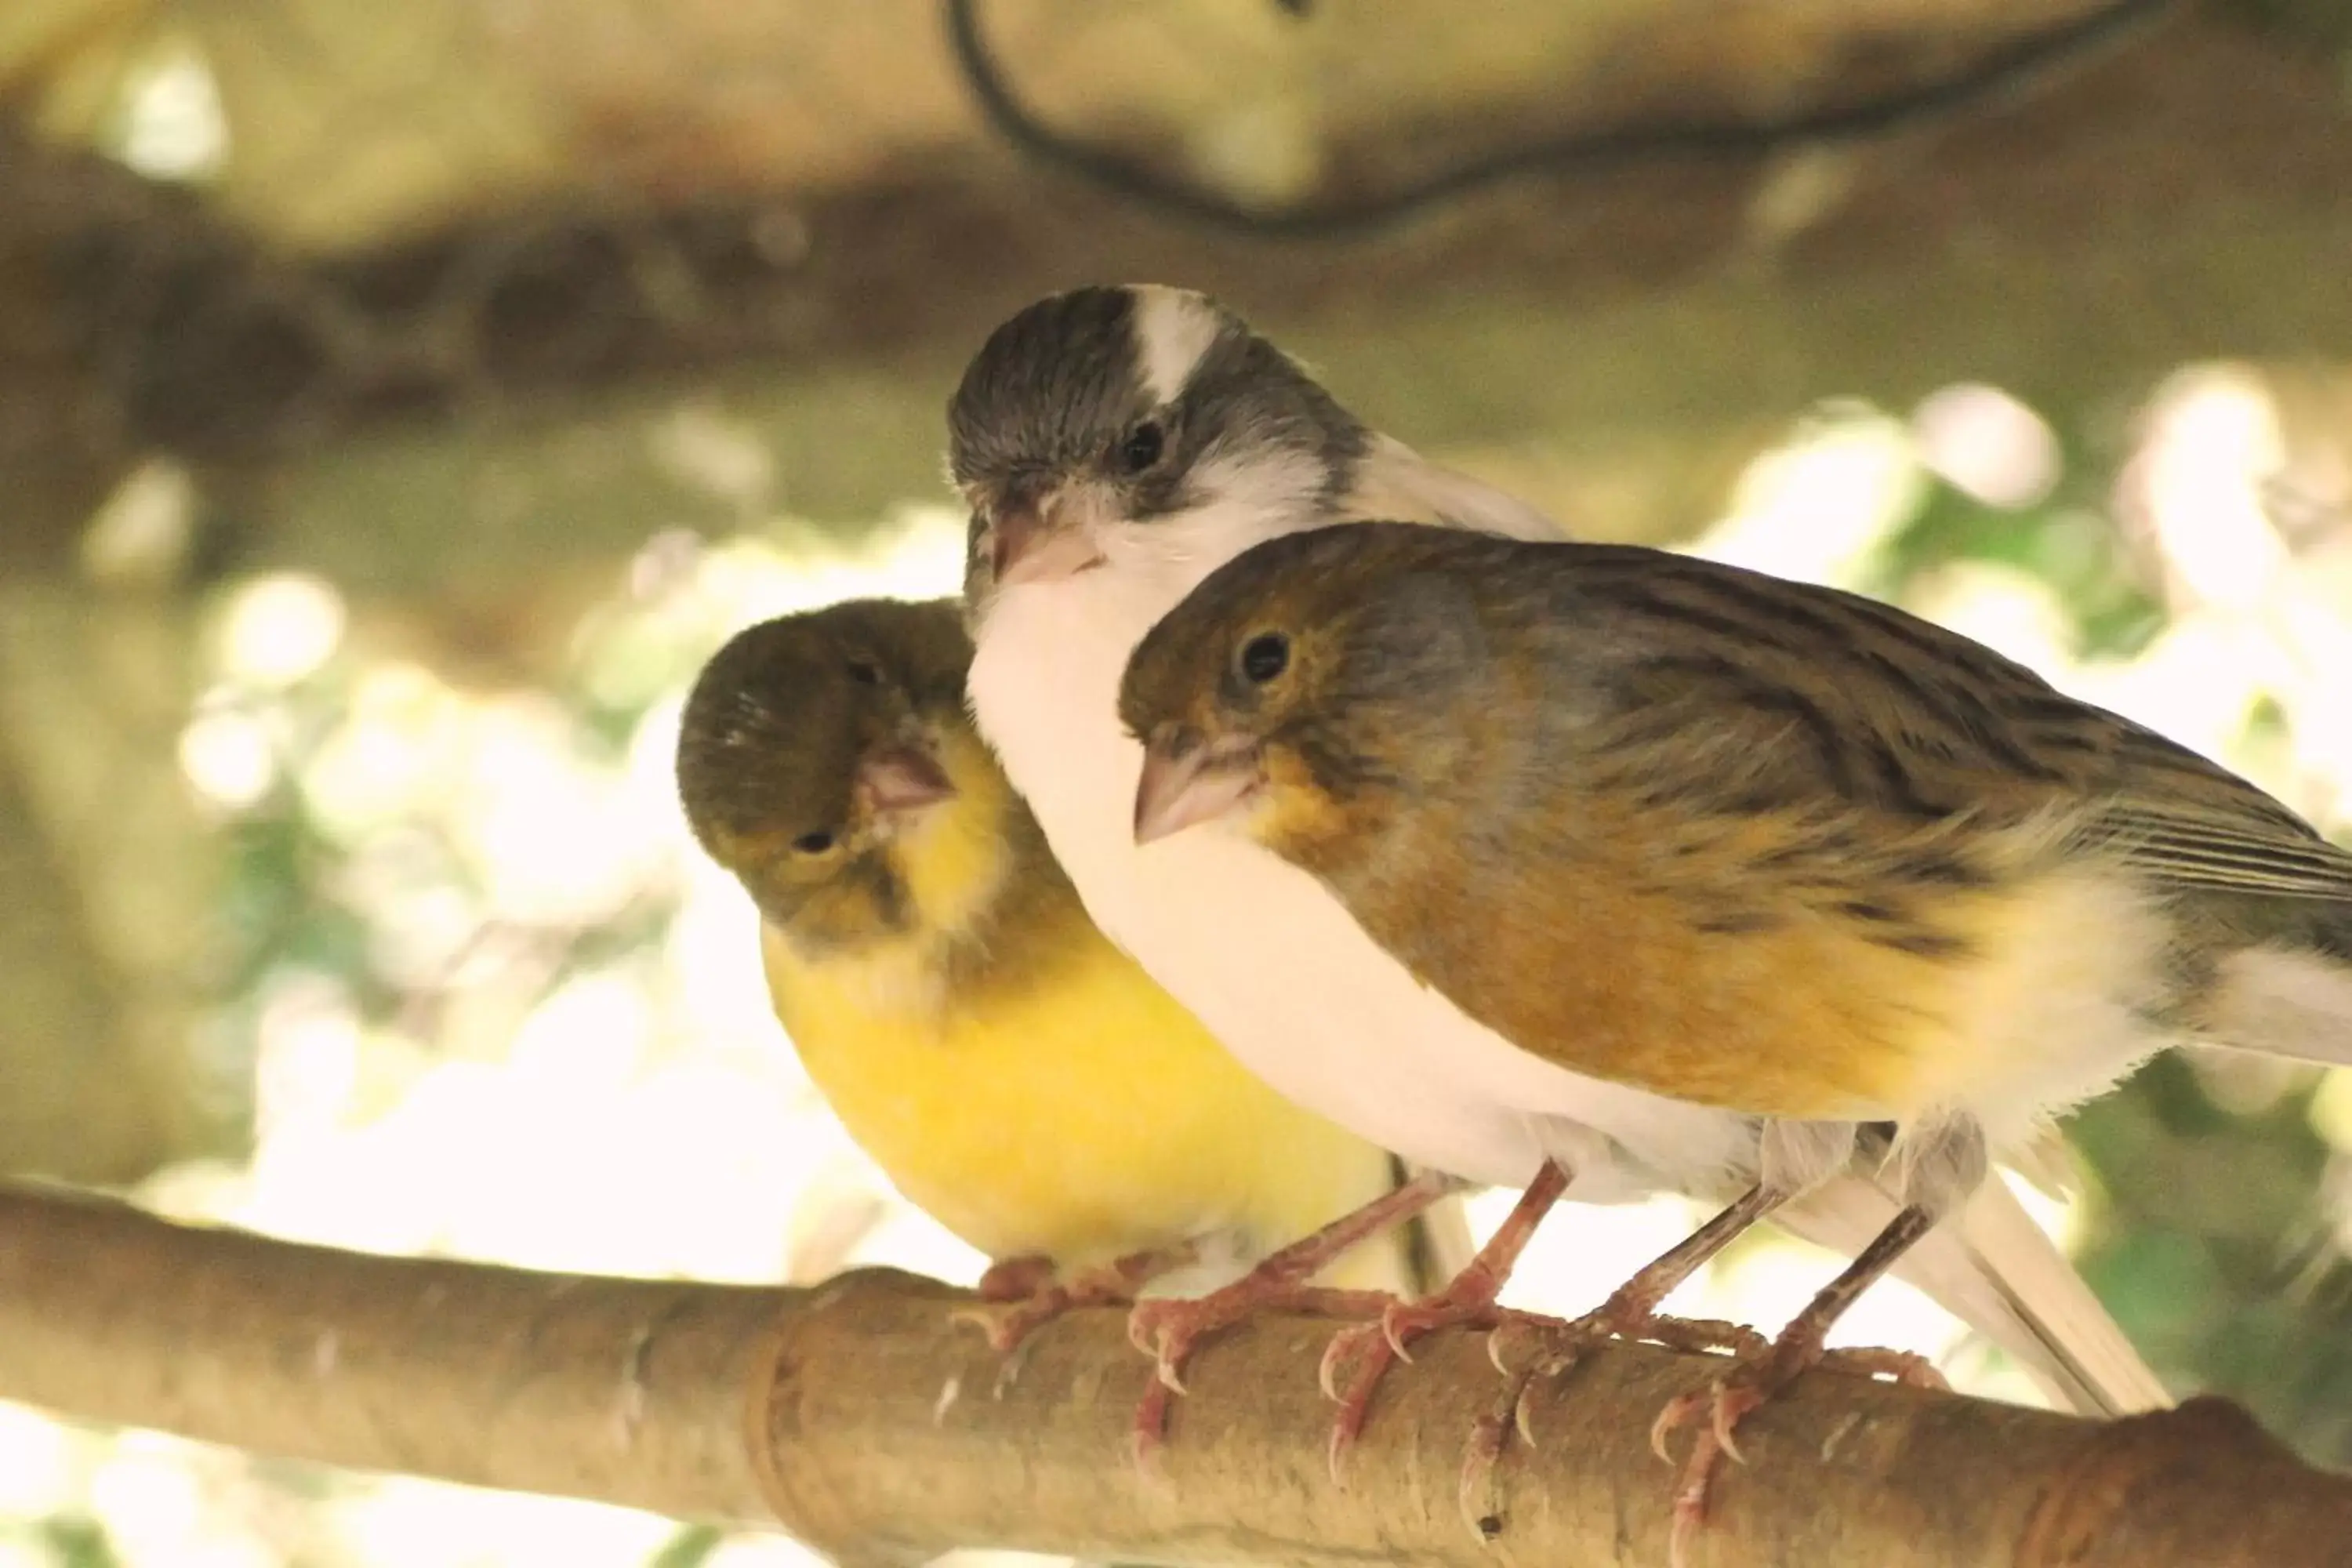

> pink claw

[
  {"left": 1711, "top": 1386, "right": 1763, "bottom": 1465},
  {"left": 1650, "top": 1392, "right": 1702, "bottom": 1464}
]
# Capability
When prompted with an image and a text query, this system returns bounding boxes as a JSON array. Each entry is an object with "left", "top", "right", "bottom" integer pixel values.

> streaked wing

[
  {"left": 2087, "top": 805, "right": 2352, "bottom": 900},
  {"left": 1552, "top": 545, "right": 2352, "bottom": 901}
]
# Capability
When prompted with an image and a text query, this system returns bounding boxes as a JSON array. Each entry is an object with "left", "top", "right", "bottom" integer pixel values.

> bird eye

[
  {"left": 1117, "top": 419, "right": 1167, "bottom": 475},
  {"left": 845, "top": 660, "right": 880, "bottom": 686},
  {"left": 790, "top": 829, "right": 837, "bottom": 855},
  {"left": 1239, "top": 632, "right": 1290, "bottom": 684}
]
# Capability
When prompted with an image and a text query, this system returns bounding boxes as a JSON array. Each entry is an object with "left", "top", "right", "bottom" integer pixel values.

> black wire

[{"left": 943, "top": 0, "right": 2183, "bottom": 240}]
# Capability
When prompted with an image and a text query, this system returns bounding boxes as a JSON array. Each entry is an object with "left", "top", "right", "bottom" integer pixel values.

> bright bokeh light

[
  {"left": 2134, "top": 365, "right": 2292, "bottom": 615},
  {"left": 180, "top": 706, "right": 281, "bottom": 811},
  {"left": 301, "top": 663, "right": 470, "bottom": 837},
  {"left": 454, "top": 693, "right": 654, "bottom": 924},
  {"left": 1912, "top": 383, "right": 2062, "bottom": 510},
  {"left": 251, "top": 972, "right": 365, "bottom": 1142},
  {"left": 216, "top": 574, "right": 349, "bottom": 691},
  {"left": 699, "top": 1539, "right": 830, "bottom": 1568},
  {"left": 325, "top": 1482, "right": 677, "bottom": 1568},
  {"left": 1693, "top": 402, "right": 1924, "bottom": 585},
  {"left": 0, "top": 1404, "right": 77, "bottom": 1518},
  {"left": 114, "top": 38, "right": 230, "bottom": 183}
]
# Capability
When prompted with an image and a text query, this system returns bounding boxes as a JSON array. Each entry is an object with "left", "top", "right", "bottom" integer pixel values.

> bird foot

[
  {"left": 952, "top": 1246, "right": 1200, "bottom": 1392},
  {"left": 1126, "top": 1283, "right": 1399, "bottom": 1468},
  {"left": 1492, "top": 1308, "right": 1765, "bottom": 1445},
  {"left": 1117, "top": 1167, "right": 1476, "bottom": 1471},
  {"left": 1309, "top": 1161, "right": 1584, "bottom": 1492},
  {"left": 1650, "top": 1338, "right": 1947, "bottom": 1568},
  {"left": 971, "top": 1254, "right": 1059, "bottom": 1304},
  {"left": 1316, "top": 1287, "right": 1559, "bottom": 1487},
  {"left": 1457, "top": 1309, "right": 1764, "bottom": 1538}
]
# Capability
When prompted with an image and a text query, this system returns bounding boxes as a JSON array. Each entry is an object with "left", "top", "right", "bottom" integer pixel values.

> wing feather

[{"left": 1526, "top": 544, "right": 2352, "bottom": 903}]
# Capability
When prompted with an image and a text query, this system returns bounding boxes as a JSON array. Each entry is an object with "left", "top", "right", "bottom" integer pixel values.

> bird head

[
  {"left": 1117, "top": 522, "right": 1492, "bottom": 855},
  {"left": 675, "top": 598, "right": 980, "bottom": 951},
  {"left": 947, "top": 284, "right": 1376, "bottom": 626}
]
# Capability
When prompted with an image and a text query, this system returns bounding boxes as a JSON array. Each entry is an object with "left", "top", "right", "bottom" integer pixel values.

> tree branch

[
  {"left": 2, "top": 1183, "right": 2345, "bottom": 1565},
  {"left": 0, "top": 1181, "right": 778, "bottom": 1522}
]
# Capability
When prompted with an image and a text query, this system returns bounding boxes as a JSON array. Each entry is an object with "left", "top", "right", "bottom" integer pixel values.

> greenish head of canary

[
  {"left": 1118, "top": 521, "right": 1491, "bottom": 853},
  {"left": 677, "top": 598, "right": 976, "bottom": 952}
]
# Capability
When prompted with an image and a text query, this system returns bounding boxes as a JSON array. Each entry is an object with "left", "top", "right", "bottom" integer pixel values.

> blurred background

[{"left": 3, "top": 0, "right": 2351, "bottom": 1563}]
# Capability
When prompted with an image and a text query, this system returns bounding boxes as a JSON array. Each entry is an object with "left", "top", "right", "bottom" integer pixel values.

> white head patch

[{"left": 1130, "top": 285, "right": 1224, "bottom": 407}]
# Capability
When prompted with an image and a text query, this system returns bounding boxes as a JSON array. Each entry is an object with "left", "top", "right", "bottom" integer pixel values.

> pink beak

[
  {"left": 1133, "top": 739, "right": 1263, "bottom": 845},
  {"left": 992, "top": 495, "right": 1107, "bottom": 588},
  {"left": 855, "top": 740, "right": 955, "bottom": 817}
]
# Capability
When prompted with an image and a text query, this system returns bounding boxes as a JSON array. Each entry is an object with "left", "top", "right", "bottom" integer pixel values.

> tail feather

[
  {"left": 1949, "top": 1178, "right": 2171, "bottom": 1416},
  {"left": 1778, "top": 1171, "right": 2168, "bottom": 1418},
  {"left": 2210, "top": 945, "right": 2352, "bottom": 1069}
]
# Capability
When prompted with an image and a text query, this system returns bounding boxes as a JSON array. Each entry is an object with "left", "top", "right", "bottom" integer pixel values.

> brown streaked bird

[
  {"left": 1122, "top": 518, "right": 2351, "bottom": 1551},
  {"left": 673, "top": 595, "right": 1471, "bottom": 1415},
  {"left": 950, "top": 283, "right": 2163, "bottom": 1530}
]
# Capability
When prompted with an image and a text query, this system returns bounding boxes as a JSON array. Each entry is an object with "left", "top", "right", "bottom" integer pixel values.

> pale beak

[
  {"left": 855, "top": 739, "right": 956, "bottom": 818},
  {"left": 1133, "top": 738, "right": 1263, "bottom": 845},
  {"left": 992, "top": 491, "right": 1108, "bottom": 588}
]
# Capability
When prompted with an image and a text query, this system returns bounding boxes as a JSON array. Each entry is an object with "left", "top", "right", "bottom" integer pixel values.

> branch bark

[{"left": 1, "top": 1183, "right": 2345, "bottom": 1566}]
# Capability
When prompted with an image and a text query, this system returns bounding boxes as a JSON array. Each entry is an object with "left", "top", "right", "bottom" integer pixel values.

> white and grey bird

[{"left": 948, "top": 283, "right": 2167, "bottom": 1484}]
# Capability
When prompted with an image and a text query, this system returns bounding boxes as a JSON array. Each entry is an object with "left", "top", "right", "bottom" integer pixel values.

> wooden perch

[{"left": 1, "top": 1182, "right": 2346, "bottom": 1566}]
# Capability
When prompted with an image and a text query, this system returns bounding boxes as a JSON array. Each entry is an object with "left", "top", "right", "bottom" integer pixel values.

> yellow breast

[{"left": 760, "top": 744, "right": 1407, "bottom": 1279}]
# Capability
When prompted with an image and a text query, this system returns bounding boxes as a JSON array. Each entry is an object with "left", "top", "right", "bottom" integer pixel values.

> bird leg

[
  {"left": 1125, "top": 1167, "right": 1466, "bottom": 1463},
  {"left": 1653, "top": 1202, "right": 1948, "bottom": 1568},
  {"left": 1317, "top": 1159, "right": 1573, "bottom": 1483}
]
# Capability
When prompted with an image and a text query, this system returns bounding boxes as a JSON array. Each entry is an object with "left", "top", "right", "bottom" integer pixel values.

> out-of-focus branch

[
  {"left": 1, "top": 1183, "right": 2347, "bottom": 1566},
  {"left": 7, "top": 13, "right": 2352, "bottom": 586}
]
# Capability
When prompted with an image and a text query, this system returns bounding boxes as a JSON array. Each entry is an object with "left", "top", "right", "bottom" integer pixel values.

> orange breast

[{"left": 1352, "top": 799, "right": 2055, "bottom": 1123}]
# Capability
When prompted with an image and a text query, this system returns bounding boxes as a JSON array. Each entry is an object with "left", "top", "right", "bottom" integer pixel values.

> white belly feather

[{"left": 965, "top": 538, "right": 1756, "bottom": 1201}]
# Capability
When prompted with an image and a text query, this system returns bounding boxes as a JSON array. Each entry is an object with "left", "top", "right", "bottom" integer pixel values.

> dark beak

[
  {"left": 855, "top": 739, "right": 955, "bottom": 817},
  {"left": 1133, "top": 735, "right": 1264, "bottom": 845},
  {"left": 990, "top": 492, "right": 1108, "bottom": 587}
]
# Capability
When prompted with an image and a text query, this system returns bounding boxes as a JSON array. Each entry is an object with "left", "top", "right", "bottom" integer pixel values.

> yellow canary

[
  {"left": 673, "top": 595, "right": 1468, "bottom": 1428},
  {"left": 1121, "top": 517, "right": 2350, "bottom": 1537}
]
